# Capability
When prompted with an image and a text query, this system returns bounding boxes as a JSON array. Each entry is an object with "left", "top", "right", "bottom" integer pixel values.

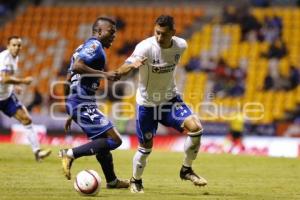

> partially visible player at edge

[
  {"left": 0, "top": 36, "right": 51, "bottom": 161},
  {"left": 59, "top": 17, "right": 145, "bottom": 188},
  {"left": 117, "top": 15, "right": 208, "bottom": 193}
]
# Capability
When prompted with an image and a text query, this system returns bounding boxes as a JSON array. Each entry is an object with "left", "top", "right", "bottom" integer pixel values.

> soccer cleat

[
  {"left": 130, "top": 177, "right": 144, "bottom": 193},
  {"left": 106, "top": 179, "right": 130, "bottom": 189},
  {"left": 35, "top": 149, "right": 52, "bottom": 162},
  {"left": 58, "top": 149, "right": 74, "bottom": 180},
  {"left": 180, "top": 166, "right": 207, "bottom": 187}
]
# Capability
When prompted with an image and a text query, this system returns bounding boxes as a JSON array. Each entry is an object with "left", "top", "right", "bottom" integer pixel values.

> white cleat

[
  {"left": 180, "top": 166, "right": 207, "bottom": 187},
  {"left": 130, "top": 177, "right": 144, "bottom": 193}
]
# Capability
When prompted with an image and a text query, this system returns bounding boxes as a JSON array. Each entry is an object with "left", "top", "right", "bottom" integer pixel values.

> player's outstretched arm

[
  {"left": 0, "top": 72, "right": 32, "bottom": 85},
  {"left": 116, "top": 57, "right": 147, "bottom": 76},
  {"left": 73, "top": 58, "right": 119, "bottom": 81}
]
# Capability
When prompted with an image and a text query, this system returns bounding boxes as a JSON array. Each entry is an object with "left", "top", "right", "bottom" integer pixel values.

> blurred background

[{"left": 0, "top": 0, "right": 299, "bottom": 157}]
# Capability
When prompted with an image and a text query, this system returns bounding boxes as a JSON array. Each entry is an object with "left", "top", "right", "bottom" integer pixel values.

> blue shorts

[
  {"left": 0, "top": 93, "right": 23, "bottom": 117},
  {"left": 136, "top": 95, "right": 193, "bottom": 143},
  {"left": 66, "top": 99, "right": 113, "bottom": 140}
]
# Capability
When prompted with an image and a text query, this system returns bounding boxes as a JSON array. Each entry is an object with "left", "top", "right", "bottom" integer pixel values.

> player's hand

[
  {"left": 64, "top": 117, "right": 72, "bottom": 132},
  {"left": 132, "top": 56, "right": 147, "bottom": 68},
  {"left": 22, "top": 77, "right": 33, "bottom": 85},
  {"left": 106, "top": 71, "right": 121, "bottom": 81}
]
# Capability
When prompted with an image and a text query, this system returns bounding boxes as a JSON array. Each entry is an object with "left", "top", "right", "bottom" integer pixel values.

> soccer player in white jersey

[
  {"left": 0, "top": 36, "right": 51, "bottom": 161},
  {"left": 116, "top": 15, "right": 207, "bottom": 193}
]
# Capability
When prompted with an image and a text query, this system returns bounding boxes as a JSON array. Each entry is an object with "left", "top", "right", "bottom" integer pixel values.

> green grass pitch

[{"left": 0, "top": 143, "right": 299, "bottom": 200}]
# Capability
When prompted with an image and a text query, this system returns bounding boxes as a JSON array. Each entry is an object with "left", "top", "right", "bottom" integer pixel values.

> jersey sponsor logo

[
  {"left": 152, "top": 66, "right": 160, "bottom": 73},
  {"left": 151, "top": 64, "right": 175, "bottom": 73}
]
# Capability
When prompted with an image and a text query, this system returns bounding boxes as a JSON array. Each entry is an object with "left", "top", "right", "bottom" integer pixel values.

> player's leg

[
  {"left": 59, "top": 127, "right": 122, "bottom": 180},
  {"left": 180, "top": 115, "right": 207, "bottom": 186},
  {"left": 130, "top": 139, "right": 152, "bottom": 193},
  {"left": 130, "top": 105, "right": 156, "bottom": 193},
  {"left": 96, "top": 150, "right": 129, "bottom": 188},
  {"left": 181, "top": 114, "right": 203, "bottom": 167},
  {"left": 160, "top": 96, "right": 207, "bottom": 186},
  {"left": 11, "top": 96, "right": 51, "bottom": 161},
  {"left": 98, "top": 128, "right": 129, "bottom": 189},
  {"left": 60, "top": 128, "right": 129, "bottom": 187},
  {"left": 66, "top": 127, "right": 122, "bottom": 158},
  {"left": 59, "top": 103, "right": 123, "bottom": 180}
]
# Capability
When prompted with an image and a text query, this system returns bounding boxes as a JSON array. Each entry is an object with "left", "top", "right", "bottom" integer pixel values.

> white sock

[
  {"left": 24, "top": 124, "right": 40, "bottom": 153},
  {"left": 133, "top": 147, "right": 151, "bottom": 180},
  {"left": 67, "top": 149, "right": 74, "bottom": 158},
  {"left": 183, "top": 135, "right": 201, "bottom": 167}
]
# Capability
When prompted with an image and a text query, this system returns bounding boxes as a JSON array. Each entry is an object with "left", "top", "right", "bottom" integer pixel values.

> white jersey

[
  {"left": 0, "top": 50, "right": 18, "bottom": 100},
  {"left": 126, "top": 36, "right": 187, "bottom": 106}
]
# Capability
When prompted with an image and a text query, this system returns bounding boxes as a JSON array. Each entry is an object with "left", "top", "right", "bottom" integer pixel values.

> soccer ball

[{"left": 74, "top": 170, "right": 101, "bottom": 196}]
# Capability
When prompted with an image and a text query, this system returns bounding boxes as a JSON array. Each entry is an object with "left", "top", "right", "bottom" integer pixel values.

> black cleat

[
  {"left": 180, "top": 166, "right": 207, "bottom": 187},
  {"left": 130, "top": 177, "right": 144, "bottom": 193}
]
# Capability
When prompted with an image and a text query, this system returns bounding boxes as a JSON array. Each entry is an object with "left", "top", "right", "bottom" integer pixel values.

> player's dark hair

[
  {"left": 155, "top": 15, "right": 175, "bottom": 30},
  {"left": 92, "top": 17, "right": 116, "bottom": 33},
  {"left": 7, "top": 36, "right": 21, "bottom": 44}
]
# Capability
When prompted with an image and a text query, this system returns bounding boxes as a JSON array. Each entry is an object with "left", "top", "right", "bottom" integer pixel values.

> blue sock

[
  {"left": 72, "top": 138, "right": 120, "bottom": 158},
  {"left": 96, "top": 150, "right": 117, "bottom": 183}
]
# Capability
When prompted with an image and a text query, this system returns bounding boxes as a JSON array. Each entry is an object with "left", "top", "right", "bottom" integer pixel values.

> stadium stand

[
  {"left": 0, "top": 5, "right": 203, "bottom": 113},
  {"left": 181, "top": 6, "right": 300, "bottom": 125}
]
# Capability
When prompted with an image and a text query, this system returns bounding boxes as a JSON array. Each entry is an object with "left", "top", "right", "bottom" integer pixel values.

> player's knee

[
  {"left": 184, "top": 116, "right": 203, "bottom": 134},
  {"left": 188, "top": 124, "right": 202, "bottom": 133},
  {"left": 107, "top": 138, "right": 122, "bottom": 150},
  {"left": 140, "top": 139, "right": 153, "bottom": 149},
  {"left": 21, "top": 117, "right": 32, "bottom": 125},
  {"left": 116, "top": 137, "right": 122, "bottom": 147}
]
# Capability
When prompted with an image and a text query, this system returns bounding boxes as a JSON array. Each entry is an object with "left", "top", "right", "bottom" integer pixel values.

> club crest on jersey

[
  {"left": 86, "top": 43, "right": 97, "bottom": 55},
  {"left": 175, "top": 54, "right": 180, "bottom": 63}
]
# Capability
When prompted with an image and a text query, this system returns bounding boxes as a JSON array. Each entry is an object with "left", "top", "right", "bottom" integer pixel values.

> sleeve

[
  {"left": 77, "top": 40, "right": 102, "bottom": 65},
  {"left": 180, "top": 39, "right": 188, "bottom": 55},
  {"left": 0, "top": 56, "right": 7, "bottom": 82},
  {"left": 0, "top": 55, "right": 9, "bottom": 73},
  {"left": 125, "top": 41, "right": 148, "bottom": 64}
]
